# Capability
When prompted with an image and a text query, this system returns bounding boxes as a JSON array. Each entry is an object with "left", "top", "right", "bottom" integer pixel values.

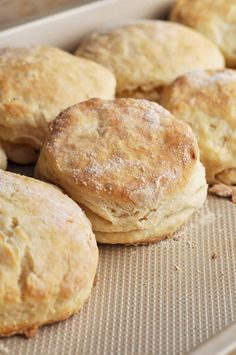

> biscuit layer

[
  {"left": 76, "top": 20, "right": 225, "bottom": 100},
  {"left": 0, "top": 46, "right": 116, "bottom": 164},
  {"left": 35, "top": 98, "right": 207, "bottom": 244},
  {"left": 160, "top": 69, "right": 236, "bottom": 185},
  {"left": 0, "top": 171, "right": 98, "bottom": 336},
  {"left": 170, "top": 0, "right": 236, "bottom": 68}
]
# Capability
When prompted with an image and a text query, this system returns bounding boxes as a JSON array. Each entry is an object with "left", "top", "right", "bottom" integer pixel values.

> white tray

[
  {"left": 0, "top": 0, "right": 172, "bottom": 50},
  {"left": 0, "top": 1, "right": 236, "bottom": 354}
]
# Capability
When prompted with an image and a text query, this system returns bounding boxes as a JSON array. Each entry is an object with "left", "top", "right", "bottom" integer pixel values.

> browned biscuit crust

[
  {"left": 170, "top": 0, "right": 236, "bottom": 68},
  {"left": 0, "top": 170, "right": 98, "bottom": 337},
  {"left": 0, "top": 46, "right": 116, "bottom": 164},
  {"left": 35, "top": 98, "right": 207, "bottom": 244},
  {"left": 76, "top": 20, "right": 224, "bottom": 100},
  {"left": 160, "top": 69, "right": 236, "bottom": 185}
]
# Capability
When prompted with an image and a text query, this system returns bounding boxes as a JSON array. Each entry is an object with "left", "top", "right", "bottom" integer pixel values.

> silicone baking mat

[{"left": 1, "top": 164, "right": 236, "bottom": 354}]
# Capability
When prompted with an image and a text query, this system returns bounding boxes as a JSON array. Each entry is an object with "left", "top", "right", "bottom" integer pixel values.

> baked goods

[
  {"left": 0, "top": 144, "right": 7, "bottom": 170},
  {"left": 209, "top": 184, "right": 236, "bottom": 204},
  {"left": 0, "top": 170, "right": 98, "bottom": 337},
  {"left": 0, "top": 46, "right": 116, "bottom": 164},
  {"left": 35, "top": 98, "right": 207, "bottom": 244},
  {"left": 170, "top": 0, "right": 236, "bottom": 68},
  {"left": 160, "top": 69, "right": 236, "bottom": 185},
  {"left": 75, "top": 20, "right": 225, "bottom": 101}
]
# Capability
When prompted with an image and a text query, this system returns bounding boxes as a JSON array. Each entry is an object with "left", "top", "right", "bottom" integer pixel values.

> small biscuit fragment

[
  {"left": 170, "top": 0, "right": 236, "bottom": 68},
  {"left": 209, "top": 184, "right": 236, "bottom": 204},
  {"left": 35, "top": 98, "right": 207, "bottom": 244},
  {"left": 0, "top": 46, "right": 116, "bottom": 164},
  {"left": 0, "top": 170, "right": 98, "bottom": 337},
  {"left": 0, "top": 143, "right": 7, "bottom": 170},
  {"left": 160, "top": 69, "right": 236, "bottom": 186},
  {"left": 76, "top": 20, "right": 224, "bottom": 101}
]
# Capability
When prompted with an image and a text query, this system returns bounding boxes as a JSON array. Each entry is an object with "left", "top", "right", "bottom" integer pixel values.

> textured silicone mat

[{"left": 1, "top": 165, "right": 236, "bottom": 354}]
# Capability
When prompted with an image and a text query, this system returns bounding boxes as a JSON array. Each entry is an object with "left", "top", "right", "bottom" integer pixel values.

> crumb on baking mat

[
  {"left": 211, "top": 251, "right": 219, "bottom": 260},
  {"left": 186, "top": 240, "right": 195, "bottom": 249},
  {"left": 174, "top": 264, "right": 183, "bottom": 272},
  {"left": 209, "top": 184, "right": 236, "bottom": 204}
]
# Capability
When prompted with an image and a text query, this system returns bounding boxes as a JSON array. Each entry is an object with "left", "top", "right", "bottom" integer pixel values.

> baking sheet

[
  {"left": 0, "top": 0, "right": 236, "bottom": 353},
  {"left": 0, "top": 189, "right": 236, "bottom": 354},
  {"left": 0, "top": 0, "right": 172, "bottom": 50},
  {"left": 0, "top": 0, "right": 98, "bottom": 30}
]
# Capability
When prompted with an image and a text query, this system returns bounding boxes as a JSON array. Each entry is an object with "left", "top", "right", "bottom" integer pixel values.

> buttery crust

[
  {"left": 0, "top": 46, "right": 116, "bottom": 164},
  {"left": 75, "top": 20, "right": 225, "bottom": 100},
  {"left": 170, "top": 0, "right": 236, "bottom": 68},
  {"left": 160, "top": 69, "right": 236, "bottom": 185},
  {"left": 0, "top": 143, "right": 7, "bottom": 170},
  {"left": 35, "top": 98, "right": 207, "bottom": 244},
  {"left": 0, "top": 170, "right": 98, "bottom": 337}
]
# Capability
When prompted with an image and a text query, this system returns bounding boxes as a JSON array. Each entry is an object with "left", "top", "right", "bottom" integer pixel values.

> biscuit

[
  {"left": 75, "top": 20, "right": 225, "bottom": 101},
  {"left": 0, "top": 143, "right": 7, "bottom": 170},
  {"left": 35, "top": 98, "right": 207, "bottom": 244},
  {"left": 0, "top": 170, "right": 98, "bottom": 337},
  {"left": 0, "top": 46, "right": 116, "bottom": 164},
  {"left": 160, "top": 70, "right": 236, "bottom": 185},
  {"left": 170, "top": 0, "right": 236, "bottom": 68}
]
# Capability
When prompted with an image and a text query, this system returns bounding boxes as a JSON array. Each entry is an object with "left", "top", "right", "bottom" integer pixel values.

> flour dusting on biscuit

[{"left": 35, "top": 98, "right": 207, "bottom": 244}]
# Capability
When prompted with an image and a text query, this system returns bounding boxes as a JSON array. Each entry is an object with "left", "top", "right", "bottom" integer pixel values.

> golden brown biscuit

[
  {"left": 0, "top": 46, "right": 116, "bottom": 164},
  {"left": 0, "top": 170, "right": 98, "bottom": 337},
  {"left": 75, "top": 20, "right": 224, "bottom": 101},
  {"left": 160, "top": 69, "right": 236, "bottom": 185},
  {"left": 170, "top": 0, "right": 236, "bottom": 68},
  {"left": 35, "top": 98, "right": 207, "bottom": 244},
  {"left": 0, "top": 143, "right": 7, "bottom": 170}
]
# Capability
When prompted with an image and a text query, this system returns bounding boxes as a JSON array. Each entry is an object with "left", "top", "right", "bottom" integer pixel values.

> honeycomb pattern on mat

[{"left": 1, "top": 196, "right": 236, "bottom": 355}]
